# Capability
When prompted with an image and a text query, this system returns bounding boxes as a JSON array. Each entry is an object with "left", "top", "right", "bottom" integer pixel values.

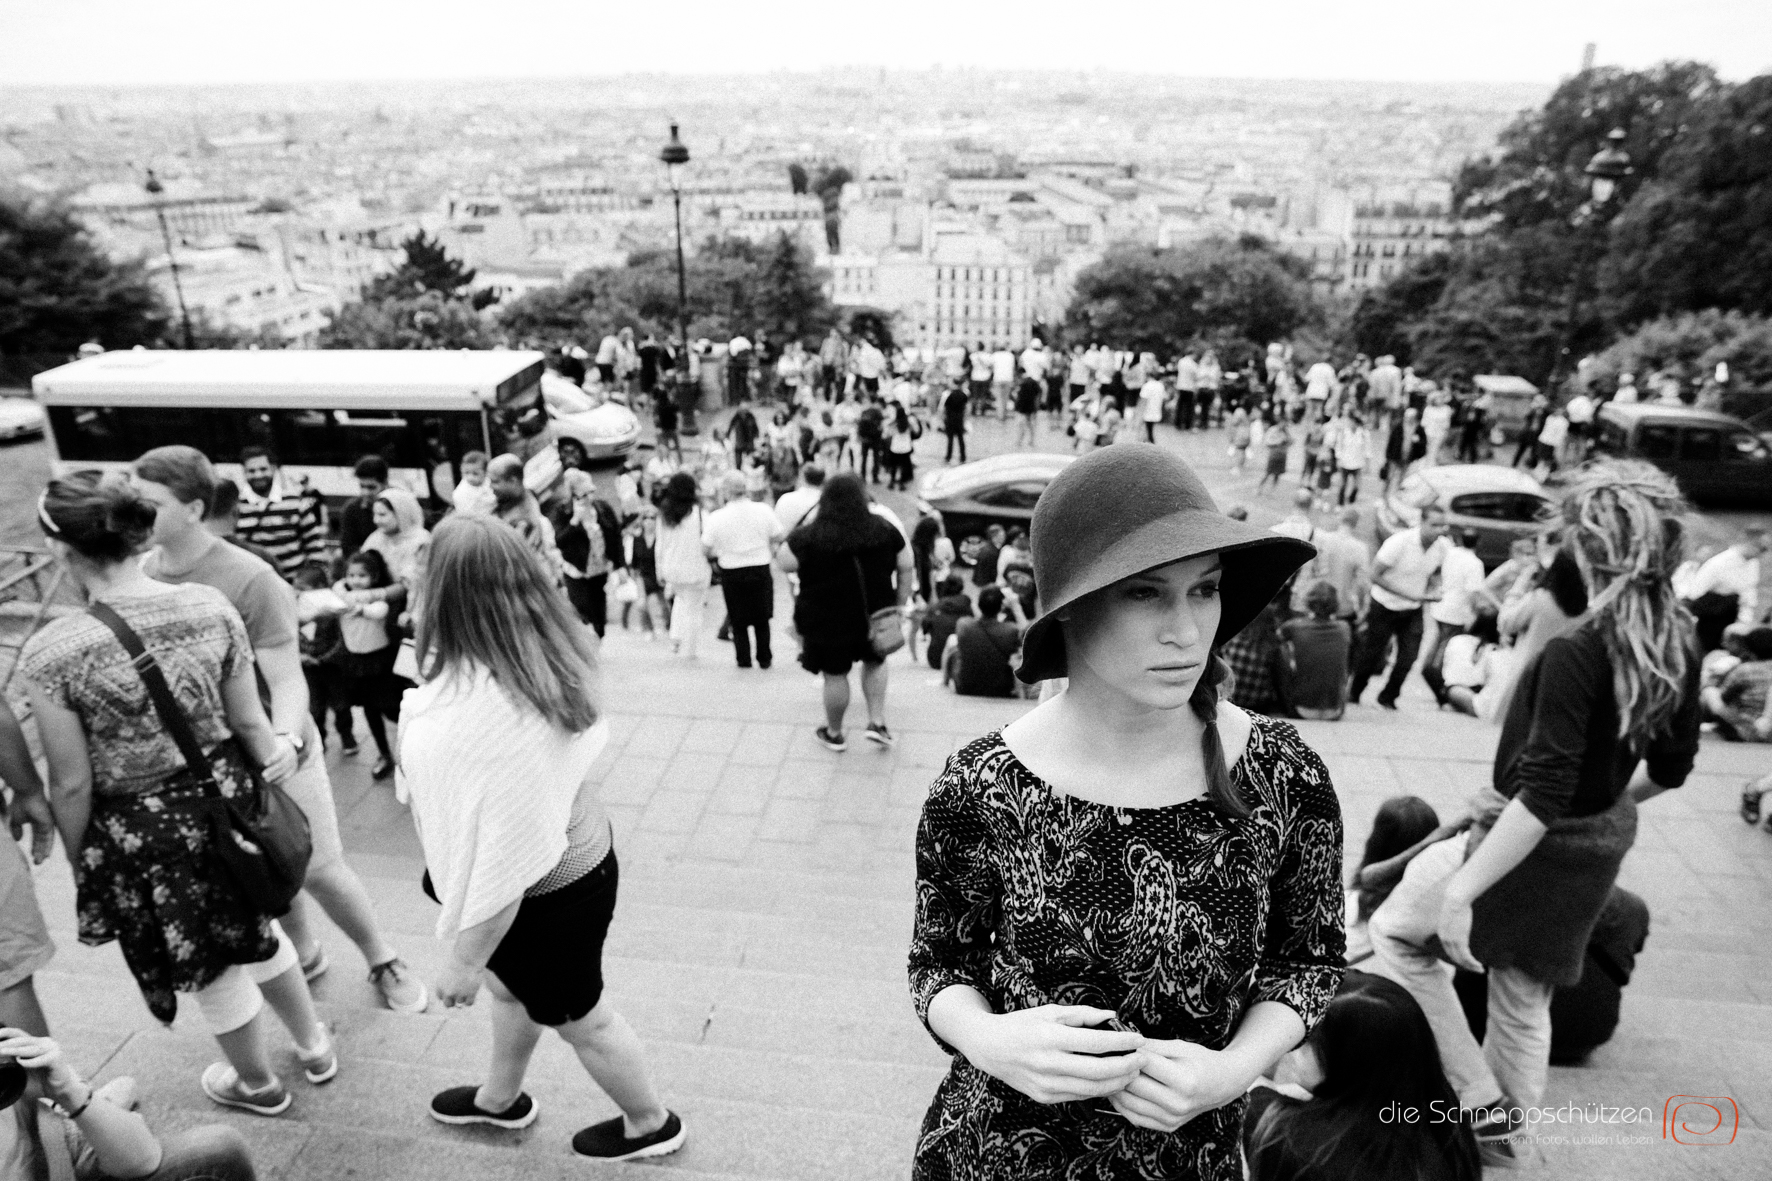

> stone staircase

[{"left": 27, "top": 626, "right": 1772, "bottom": 1178}]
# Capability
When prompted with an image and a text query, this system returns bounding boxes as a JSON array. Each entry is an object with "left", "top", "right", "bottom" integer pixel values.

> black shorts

[
  {"left": 426, "top": 852, "right": 619, "bottom": 1026},
  {"left": 798, "top": 632, "right": 882, "bottom": 677}
]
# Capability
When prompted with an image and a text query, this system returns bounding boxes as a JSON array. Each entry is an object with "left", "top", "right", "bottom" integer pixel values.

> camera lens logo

[{"left": 1662, "top": 1096, "right": 1738, "bottom": 1146}]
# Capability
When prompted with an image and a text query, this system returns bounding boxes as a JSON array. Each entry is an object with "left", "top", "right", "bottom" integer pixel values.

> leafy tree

[
  {"left": 0, "top": 195, "right": 169, "bottom": 354},
  {"left": 812, "top": 166, "right": 852, "bottom": 253},
  {"left": 1346, "top": 252, "right": 1455, "bottom": 364},
  {"left": 183, "top": 309, "right": 287, "bottom": 349},
  {"left": 1598, "top": 74, "right": 1772, "bottom": 325},
  {"left": 318, "top": 290, "right": 493, "bottom": 350},
  {"left": 1454, "top": 62, "right": 1721, "bottom": 229},
  {"left": 753, "top": 233, "right": 836, "bottom": 344},
  {"left": 1064, "top": 238, "right": 1318, "bottom": 358},
  {"left": 364, "top": 230, "right": 498, "bottom": 309},
  {"left": 498, "top": 232, "right": 836, "bottom": 351}
]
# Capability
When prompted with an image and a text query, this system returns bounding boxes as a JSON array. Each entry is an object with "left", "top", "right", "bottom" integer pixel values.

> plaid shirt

[{"left": 1222, "top": 605, "right": 1284, "bottom": 715}]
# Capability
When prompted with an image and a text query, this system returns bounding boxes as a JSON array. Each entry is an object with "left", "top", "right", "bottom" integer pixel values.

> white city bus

[{"left": 31, "top": 349, "right": 548, "bottom": 508}]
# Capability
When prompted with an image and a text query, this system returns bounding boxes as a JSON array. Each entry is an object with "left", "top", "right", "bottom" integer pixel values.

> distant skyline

[{"left": 3, "top": 0, "right": 1767, "bottom": 88}]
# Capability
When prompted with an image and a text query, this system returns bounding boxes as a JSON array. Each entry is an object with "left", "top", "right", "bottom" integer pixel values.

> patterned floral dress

[
  {"left": 20, "top": 586, "right": 280, "bottom": 1025},
  {"left": 908, "top": 716, "right": 1345, "bottom": 1180}
]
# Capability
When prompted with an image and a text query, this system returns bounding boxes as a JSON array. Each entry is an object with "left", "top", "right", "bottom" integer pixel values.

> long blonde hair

[
  {"left": 416, "top": 514, "right": 599, "bottom": 732},
  {"left": 1557, "top": 460, "right": 1694, "bottom": 741}
]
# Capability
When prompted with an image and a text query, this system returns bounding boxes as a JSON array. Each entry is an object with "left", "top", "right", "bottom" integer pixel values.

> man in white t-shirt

[
  {"left": 1350, "top": 505, "right": 1450, "bottom": 709},
  {"left": 1173, "top": 351, "right": 1200, "bottom": 429},
  {"left": 991, "top": 347, "right": 1016, "bottom": 420},
  {"left": 1137, "top": 376, "right": 1168, "bottom": 443},
  {"left": 1304, "top": 360, "right": 1338, "bottom": 421},
  {"left": 1020, "top": 342, "right": 1049, "bottom": 385},
  {"left": 1423, "top": 528, "right": 1487, "bottom": 704},
  {"left": 704, "top": 471, "right": 785, "bottom": 669}
]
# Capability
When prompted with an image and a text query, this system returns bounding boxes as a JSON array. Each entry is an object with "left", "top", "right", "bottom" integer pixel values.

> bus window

[
  {"left": 48, "top": 405, "right": 484, "bottom": 506},
  {"left": 48, "top": 406, "right": 264, "bottom": 465}
]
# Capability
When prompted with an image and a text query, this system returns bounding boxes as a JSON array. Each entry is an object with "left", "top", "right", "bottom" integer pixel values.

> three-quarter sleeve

[
  {"left": 1507, "top": 635, "right": 1601, "bottom": 825},
  {"left": 1249, "top": 729, "right": 1345, "bottom": 1033},
  {"left": 1644, "top": 652, "right": 1703, "bottom": 789},
  {"left": 909, "top": 754, "right": 1000, "bottom": 1054}
]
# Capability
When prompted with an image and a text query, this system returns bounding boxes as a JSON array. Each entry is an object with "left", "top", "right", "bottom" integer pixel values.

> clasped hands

[{"left": 964, "top": 1005, "right": 1248, "bottom": 1134}]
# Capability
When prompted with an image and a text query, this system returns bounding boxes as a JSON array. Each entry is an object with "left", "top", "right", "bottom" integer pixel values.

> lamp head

[
  {"left": 1584, "top": 128, "right": 1632, "bottom": 204},
  {"left": 659, "top": 123, "right": 690, "bottom": 167}
]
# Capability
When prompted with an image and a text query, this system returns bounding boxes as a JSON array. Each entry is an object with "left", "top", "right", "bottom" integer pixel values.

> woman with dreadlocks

[{"left": 1368, "top": 459, "right": 1700, "bottom": 1167}]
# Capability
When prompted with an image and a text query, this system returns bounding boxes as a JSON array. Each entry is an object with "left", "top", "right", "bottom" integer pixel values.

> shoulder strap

[
  {"left": 851, "top": 555, "right": 873, "bottom": 625},
  {"left": 87, "top": 601, "right": 220, "bottom": 799},
  {"left": 38, "top": 1104, "right": 80, "bottom": 1181}
]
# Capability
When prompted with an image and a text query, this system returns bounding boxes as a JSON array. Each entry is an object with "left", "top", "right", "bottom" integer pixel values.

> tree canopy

[
  {"left": 363, "top": 229, "right": 498, "bottom": 309},
  {"left": 499, "top": 231, "right": 834, "bottom": 349},
  {"left": 1356, "top": 62, "right": 1772, "bottom": 389},
  {"left": 1597, "top": 74, "right": 1772, "bottom": 325},
  {"left": 1064, "top": 237, "right": 1317, "bottom": 360},
  {"left": 0, "top": 195, "right": 169, "bottom": 354}
]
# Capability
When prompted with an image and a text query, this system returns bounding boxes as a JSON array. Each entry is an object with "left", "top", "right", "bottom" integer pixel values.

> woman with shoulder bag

[
  {"left": 21, "top": 473, "right": 334, "bottom": 1118},
  {"left": 398, "top": 515, "right": 683, "bottom": 1161},
  {"left": 778, "top": 474, "right": 914, "bottom": 752}
]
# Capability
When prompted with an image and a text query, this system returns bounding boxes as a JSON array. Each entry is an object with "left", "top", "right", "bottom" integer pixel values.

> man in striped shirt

[{"left": 236, "top": 446, "right": 327, "bottom": 579}]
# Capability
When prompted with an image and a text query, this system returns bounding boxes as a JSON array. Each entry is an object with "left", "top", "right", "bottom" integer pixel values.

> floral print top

[
  {"left": 908, "top": 715, "right": 1345, "bottom": 1180},
  {"left": 21, "top": 585, "right": 252, "bottom": 796}
]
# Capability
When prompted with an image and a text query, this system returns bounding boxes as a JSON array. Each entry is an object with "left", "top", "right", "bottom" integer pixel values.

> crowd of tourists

[{"left": 1, "top": 324, "right": 1765, "bottom": 1179}]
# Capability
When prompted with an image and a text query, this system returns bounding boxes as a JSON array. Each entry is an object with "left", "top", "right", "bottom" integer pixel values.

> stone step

[{"left": 99, "top": 1028, "right": 927, "bottom": 1181}]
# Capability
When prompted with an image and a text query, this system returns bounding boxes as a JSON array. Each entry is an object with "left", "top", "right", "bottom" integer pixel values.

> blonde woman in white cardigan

[{"left": 396, "top": 516, "right": 684, "bottom": 1162}]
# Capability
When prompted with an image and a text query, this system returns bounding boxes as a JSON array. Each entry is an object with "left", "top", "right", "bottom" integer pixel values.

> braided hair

[
  {"left": 1556, "top": 459, "right": 1695, "bottom": 742},
  {"left": 1190, "top": 651, "right": 1251, "bottom": 818}
]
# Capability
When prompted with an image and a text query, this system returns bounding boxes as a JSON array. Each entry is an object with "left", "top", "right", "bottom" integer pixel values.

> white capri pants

[{"left": 191, "top": 921, "right": 299, "bottom": 1034}]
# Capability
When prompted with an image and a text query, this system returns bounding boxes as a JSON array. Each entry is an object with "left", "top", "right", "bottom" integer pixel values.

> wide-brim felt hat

[{"left": 1018, "top": 444, "right": 1316, "bottom": 683}]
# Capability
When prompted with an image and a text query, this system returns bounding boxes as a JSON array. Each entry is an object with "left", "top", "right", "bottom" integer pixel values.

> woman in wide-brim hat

[{"left": 908, "top": 444, "right": 1345, "bottom": 1180}]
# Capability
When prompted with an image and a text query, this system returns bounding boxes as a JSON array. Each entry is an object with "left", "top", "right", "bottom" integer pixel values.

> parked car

[
  {"left": 0, "top": 395, "right": 46, "bottom": 442},
  {"left": 917, "top": 452, "right": 1074, "bottom": 564},
  {"left": 1375, "top": 464, "right": 1554, "bottom": 571},
  {"left": 1591, "top": 402, "right": 1772, "bottom": 507}
]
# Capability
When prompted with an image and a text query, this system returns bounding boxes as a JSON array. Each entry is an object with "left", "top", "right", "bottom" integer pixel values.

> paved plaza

[{"left": 4, "top": 419, "right": 1771, "bottom": 1179}]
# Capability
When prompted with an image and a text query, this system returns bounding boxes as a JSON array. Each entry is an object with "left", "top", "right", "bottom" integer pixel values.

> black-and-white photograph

[{"left": 1, "top": 2, "right": 1769, "bottom": 1177}]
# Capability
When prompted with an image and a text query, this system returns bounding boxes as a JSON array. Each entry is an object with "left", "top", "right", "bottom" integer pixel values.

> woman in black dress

[{"left": 909, "top": 445, "right": 1344, "bottom": 1180}]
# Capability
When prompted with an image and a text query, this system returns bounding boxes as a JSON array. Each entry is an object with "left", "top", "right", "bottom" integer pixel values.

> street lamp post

[
  {"left": 144, "top": 170, "right": 195, "bottom": 350},
  {"left": 1547, "top": 129, "right": 1633, "bottom": 392},
  {"left": 659, "top": 123, "right": 695, "bottom": 434}
]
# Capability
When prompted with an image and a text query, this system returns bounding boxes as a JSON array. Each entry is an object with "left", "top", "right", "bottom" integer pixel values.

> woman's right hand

[{"left": 958, "top": 1005, "right": 1147, "bottom": 1105}]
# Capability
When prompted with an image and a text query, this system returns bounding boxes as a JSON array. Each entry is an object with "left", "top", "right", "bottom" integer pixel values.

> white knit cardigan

[{"left": 395, "top": 666, "right": 608, "bottom": 940}]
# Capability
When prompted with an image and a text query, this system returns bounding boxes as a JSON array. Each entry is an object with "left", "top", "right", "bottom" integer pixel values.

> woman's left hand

[
  {"left": 436, "top": 960, "right": 483, "bottom": 1010},
  {"left": 1436, "top": 893, "right": 1483, "bottom": 972},
  {"left": 1105, "top": 1039, "right": 1250, "bottom": 1133}
]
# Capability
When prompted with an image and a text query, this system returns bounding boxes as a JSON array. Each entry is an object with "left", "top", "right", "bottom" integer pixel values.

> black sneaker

[
  {"left": 863, "top": 723, "right": 895, "bottom": 748},
  {"left": 428, "top": 1086, "right": 538, "bottom": 1129},
  {"left": 571, "top": 1111, "right": 685, "bottom": 1161},
  {"left": 815, "top": 726, "right": 847, "bottom": 752}
]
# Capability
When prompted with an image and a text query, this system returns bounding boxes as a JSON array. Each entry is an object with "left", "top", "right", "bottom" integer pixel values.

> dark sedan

[
  {"left": 917, "top": 452, "right": 1074, "bottom": 564},
  {"left": 1375, "top": 464, "right": 1554, "bottom": 570}
]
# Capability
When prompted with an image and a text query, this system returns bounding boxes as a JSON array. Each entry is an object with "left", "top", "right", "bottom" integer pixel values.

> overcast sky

[{"left": 3, "top": 0, "right": 1766, "bottom": 87}]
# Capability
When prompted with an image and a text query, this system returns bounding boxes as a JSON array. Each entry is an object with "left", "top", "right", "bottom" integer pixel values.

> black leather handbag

[{"left": 88, "top": 601, "right": 312, "bottom": 918}]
